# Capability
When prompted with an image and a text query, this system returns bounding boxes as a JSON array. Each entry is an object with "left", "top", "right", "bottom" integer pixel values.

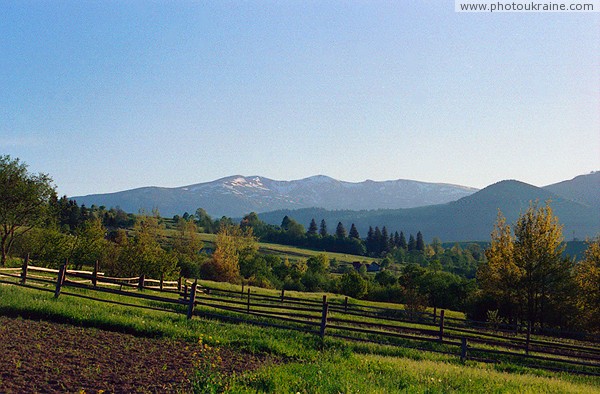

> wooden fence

[{"left": 1, "top": 260, "right": 599, "bottom": 376}]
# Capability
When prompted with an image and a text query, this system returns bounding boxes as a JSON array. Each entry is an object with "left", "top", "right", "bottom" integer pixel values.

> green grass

[{"left": 1, "top": 282, "right": 599, "bottom": 393}]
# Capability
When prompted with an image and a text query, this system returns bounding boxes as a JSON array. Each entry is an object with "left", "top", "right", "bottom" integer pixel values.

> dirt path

[{"left": 0, "top": 316, "right": 272, "bottom": 393}]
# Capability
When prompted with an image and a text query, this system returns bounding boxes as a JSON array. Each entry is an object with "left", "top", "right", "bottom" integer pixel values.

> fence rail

[{"left": 1, "top": 260, "right": 599, "bottom": 376}]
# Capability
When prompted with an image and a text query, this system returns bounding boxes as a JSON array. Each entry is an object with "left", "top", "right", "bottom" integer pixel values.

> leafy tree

[
  {"left": 172, "top": 217, "right": 205, "bottom": 278},
  {"left": 307, "top": 218, "right": 318, "bottom": 236},
  {"left": 319, "top": 219, "right": 328, "bottom": 237},
  {"left": 306, "top": 254, "right": 330, "bottom": 274},
  {"left": 13, "top": 226, "right": 73, "bottom": 268},
  {"left": 349, "top": 223, "right": 360, "bottom": 239},
  {"left": 70, "top": 218, "right": 107, "bottom": 270},
  {"left": 575, "top": 238, "right": 600, "bottom": 332},
  {"left": 195, "top": 208, "right": 214, "bottom": 233},
  {"left": 202, "top": 224, "right": 258, "bottom": 284},
  {"left": 0, "top": 155, "right": 55, "bottom": 266},
  {"left": 375, "top": 270, "right": 397, "bottom": 287},
  {"left": 478, "top": 212, "right": 522, "bottom": 320},
  {"left": 480, "top": 202, "right": 570, "bottom": 329},
  {"left": 340, "top": 270, "right": 368, "bottom": 299},
  {"left": 335, "top": 222, "right": 347, "bottom": 239},
  {"left": 114, "top": 213, "right": 177, "bottom": 278}
]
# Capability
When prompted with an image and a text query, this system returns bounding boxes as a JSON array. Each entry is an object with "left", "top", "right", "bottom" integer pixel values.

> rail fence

[{"left": 1, "top": 258, "right": 599, "bottom": 376}]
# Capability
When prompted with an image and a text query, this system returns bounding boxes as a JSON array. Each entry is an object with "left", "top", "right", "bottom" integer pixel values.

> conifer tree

[
  {"left": 335, "top": 222, "right": 347, "bottom": 238},
  {"left": 349, "top": 223, "right": 360, "bottom": 239},
  {"left": 319, "top": 219, "right": 328, "bottom": 237},
  {"left": 408, "top": 234, "right": 416, "bottom": 251},
  {"left": 381, "top": 226, "right": 390, "bottom": 253},
  {"left": 416, "top": 231, "right": 425, "bottom": 251},
  {"left": 308, "top": 218, "right": 318, "bottom": 236},
  {"left": 399, "top": 231, "right": 407, "bottom": 250}
]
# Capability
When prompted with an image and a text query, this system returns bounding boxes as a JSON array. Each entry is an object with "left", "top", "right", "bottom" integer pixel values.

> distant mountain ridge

[
  {"left": 259, "top": 177, "right": 599, "bottom": 242},
  {"left": 71, "top": 175, "right": 478, "bottom": 218}
]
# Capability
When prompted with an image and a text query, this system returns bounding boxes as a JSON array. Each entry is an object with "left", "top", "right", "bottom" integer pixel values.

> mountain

[
  {"left": 543, "top": 171, "right": 600, "bottom": 208},
  {"left": 71, "top": 175, "right": 478, "bottom": 218},
  {"left": 258, "top": 180, "right": 599, "bottom": 242}
]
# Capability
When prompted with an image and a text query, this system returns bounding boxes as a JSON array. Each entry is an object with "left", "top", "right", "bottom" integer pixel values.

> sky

[{"left": 1, "top": 1, "right": 599, "bottom": 197}]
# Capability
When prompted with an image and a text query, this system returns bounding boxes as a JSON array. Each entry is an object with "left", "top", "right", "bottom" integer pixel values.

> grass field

[{"left": 0, "top": 278, "right": 598, "bottom": 393}]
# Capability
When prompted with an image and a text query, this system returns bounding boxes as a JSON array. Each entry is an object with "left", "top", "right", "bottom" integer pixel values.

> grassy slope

[{"left": 0, "top": 284, "right": 598, "bottom": 393}]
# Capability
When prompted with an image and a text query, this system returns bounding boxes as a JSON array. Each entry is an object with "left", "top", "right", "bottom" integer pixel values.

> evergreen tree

[
  {"left": 349, "top": 223, "right": 360, "bottom": 239},
  {"left": 319, "top": 219, "right": 328, "bottom": 237},
  {"left": 408, "top": 234, "right": 416, "bottom": 251},
  {"left": 366, "top": 226, "right": 375, "bottom": 255},
  {"left": 307, "top": 218, "right": 318, "bottom": 236},
  {"left": 399, "top": 231, "right": 407, "bottom": 250},
  {"left": 394, "top": 231, "right": 400, "bottom": 248},
  {"left": 374, "top": 227, "right": 383, "bottom": 256},
  {"left": 281, "top": 215, "right": 292, "bottom": 230},
  {"left": 381, "top": 226, "right": 390, "bottom": 253},
  {"left": 335, "top": 222, "right": 347, "bottom": 238},
  {"left": 416, "top": 231, "right": 425, "bottom": 251}
]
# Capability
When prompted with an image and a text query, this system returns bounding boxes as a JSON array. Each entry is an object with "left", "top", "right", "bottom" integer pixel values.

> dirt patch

[{"left": 0, "top": 316, "right": 274, "bottom": 393}]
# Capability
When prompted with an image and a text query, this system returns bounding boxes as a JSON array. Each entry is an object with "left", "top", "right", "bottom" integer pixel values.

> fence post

[
  {"left": 439, "top": 310, "right": 445, "bottom": 342},
  {"left": 138, "top": 274, "right": 145, "bottom": 291},
  {"left": 526, "top": 321, "right": 531, "bottom": 355},
  {"left": 187, "top": 281, "right": 197, "bottom": 319},
  {"left": 281, "top": 288, "right": 285, "bottom": 303},
  {"left": 92, "top": 260, "right": 99, "bottom": 288},
  {"left": 247, "top": 288, "right": 251, "bottom": 313},
  {"left": 460, "top": 337, "right": 468, "bottom": 362},
  {"left": 320, "top": 295, "right": 329, "bottom": 339},
  {"left": 160, "top": 272, "right": 164, "bottom": 291},
  {"left": 20, "top": 254, "right": 29, "bottom": 284},
  {"left": 177, "top": 277, "right": 182, "bottom": 292},
  {"left": 54, "top": 263, "right": 66, "bottom": 298},
  {"left": 183, "top": 284, "right": 188, "bottom": 301},
  {"left": 344, "top": 296, "right": 348, "bottom": 313}
]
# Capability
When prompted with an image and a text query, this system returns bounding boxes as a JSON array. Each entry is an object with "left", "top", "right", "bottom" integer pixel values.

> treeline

[{"left": 182, "top": 210, "right": 482, "bottom": 279}]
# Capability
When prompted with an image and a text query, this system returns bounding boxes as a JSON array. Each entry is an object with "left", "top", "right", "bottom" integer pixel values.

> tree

[
  {"left": 399, "top": 231, "right": 407, "bottom": 250},
  {"left": 480, "top": 202, "right": 569, "bottom": 329},
  {"left": 172, "top": 217, "right": 205, "bottom": 278},
  {"left": 0, "top": 156, "right": 55, "bottom": 266},
  {"left": 70, "top": 217, "right": 107, "bottom": 270},
  {"left": 416, "top": 231, "right": 425, "bottom": 252},
  {"left": 319, "top": 219, "right": 328, "bottom": 237},
  {"left": 340, "top": 270, "right": 368, "bottom": 299},
  {"left": 203, "top": 224, "right": 258, "bottom": 284},
  {"left": 349, "top": 223, "right": 360, "bottom": 239},
  {"left": 408, "top": 234, "right": 416, "bottom": 252},
  {"left": 574, "top": 238, "right": 600, "bottom": 332},
  {"left": 195, "top": 208, "right": 214, "bottom": 233},
  {"left": 307, "top": 218, "right": 318, "bottom": 236},
  {"left": 306, "top": 254, "right": 330, "bottom": 274},
  {"left": 335, "top": 222, "right": 347, "bottom": 239}
]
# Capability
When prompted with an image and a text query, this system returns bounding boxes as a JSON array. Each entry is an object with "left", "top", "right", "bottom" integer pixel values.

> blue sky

[{"left": 1, "top": 1, "right": 598, "bottom": 197}]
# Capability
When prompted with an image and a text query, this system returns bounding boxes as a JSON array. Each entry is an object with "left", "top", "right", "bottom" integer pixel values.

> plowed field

[{"left": 0, "top": 316, "right": 273, "bottom": 393}]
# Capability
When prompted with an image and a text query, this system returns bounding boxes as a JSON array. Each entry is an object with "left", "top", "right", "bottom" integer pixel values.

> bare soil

[{"left": 0, "top": 316, "right": 274, "bottom": 393}]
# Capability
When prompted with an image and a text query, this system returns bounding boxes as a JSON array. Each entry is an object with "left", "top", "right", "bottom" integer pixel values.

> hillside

[
  {"left": 71, "top": 175, "right": 477, "bottom": 217},
  {"left": 544, "top": 171, "right": 600, "bottom": 208},
  {"left": 259, "top": 180, "right": 599, "bottom": 242}
]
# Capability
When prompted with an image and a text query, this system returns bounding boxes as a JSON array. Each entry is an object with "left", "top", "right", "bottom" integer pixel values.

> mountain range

[
  {"left": 259, "top": 176, "right": 599, "bottom": 242},
  {"left": 72, "top": 172, "right": 599, "bottom": 242},
  {"left": 72, "top": 175, "right": 478, "bottom": 218}
]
